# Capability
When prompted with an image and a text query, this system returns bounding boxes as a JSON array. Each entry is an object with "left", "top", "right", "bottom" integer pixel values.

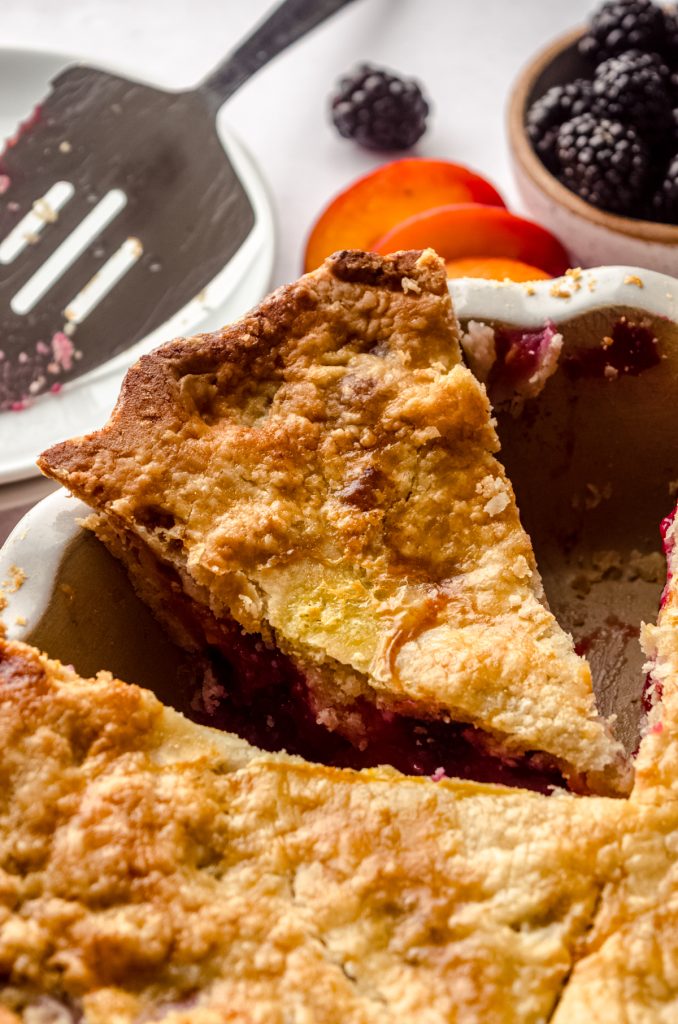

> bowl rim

[{"left": 507, "top": 25, "right": 678, "bottom": 244}]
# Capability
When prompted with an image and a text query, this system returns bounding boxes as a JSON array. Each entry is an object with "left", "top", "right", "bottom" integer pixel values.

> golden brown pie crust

[
  {"left": 0, "top": 638, "right": 627, "bottom": 1024},
  {"left": 551, "top": 511, "right": 678, "bottom": 1020},
  {"left": 1, "top": 578, "right": 678, "bottom": 1022},
  {"left": 38, "top": 249, "right": 627, "bottom": 794}
]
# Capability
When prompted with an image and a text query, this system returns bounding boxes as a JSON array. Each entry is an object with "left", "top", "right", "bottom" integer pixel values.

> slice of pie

[
  {"left": 0, "top": 638, "right": 625, "bottom": 1024},
  {"left": 38, "top": 248, "right": 629, "bottom": 795}
]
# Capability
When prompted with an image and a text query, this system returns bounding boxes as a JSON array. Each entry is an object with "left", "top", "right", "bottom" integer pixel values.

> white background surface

[{"left": 0, "top": 0, "right": 592, "bottom": 539}]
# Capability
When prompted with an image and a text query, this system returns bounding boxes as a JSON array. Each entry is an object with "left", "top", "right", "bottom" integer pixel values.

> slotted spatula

[{"left": 0, "top": 0, "right": 357, "bottom": 409}]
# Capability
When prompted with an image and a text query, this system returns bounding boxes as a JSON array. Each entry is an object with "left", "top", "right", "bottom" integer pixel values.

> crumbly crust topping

[
  {"left": 552, "top": 796, "right": 678, "bottom": 1022},
  {"left": 38, "top": 249, "right": 626, "bottom": 791},
  {"left": 0, "top": 639, "right": 627, "bottom": 1024}
]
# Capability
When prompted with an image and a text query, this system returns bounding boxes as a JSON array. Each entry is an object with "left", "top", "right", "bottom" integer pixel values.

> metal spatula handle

[{"left": 200, "top": 0, "right": 358, "bottom": 111}]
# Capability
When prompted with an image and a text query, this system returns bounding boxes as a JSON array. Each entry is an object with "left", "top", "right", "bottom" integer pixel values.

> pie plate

[
  {"left": 0, "top": 46, "right": 275, "bottom": 486},
  {"left": 1, "top": 264, "right": 677, "bottom": 760}
]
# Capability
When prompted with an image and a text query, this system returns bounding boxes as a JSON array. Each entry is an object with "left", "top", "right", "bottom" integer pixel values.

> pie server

[{"left": 0, "top": 0, "right": 357, "bottom": 409}]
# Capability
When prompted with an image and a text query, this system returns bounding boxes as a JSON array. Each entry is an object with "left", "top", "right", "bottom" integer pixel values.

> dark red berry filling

[
  {"left": 168, "top": 615, "right": 566, "bottom": 795},
  {"left": 562, "top": 317, "right": 660, "bottom": 379},
  {"left": 641, "top": 506, "right": 675, "bottom": 718},
  {"left": 488, "top": 320, "right": 559, "bottom": 395},
  {"left": 660, "top": 508, "right": 676, "bottom": 609}
]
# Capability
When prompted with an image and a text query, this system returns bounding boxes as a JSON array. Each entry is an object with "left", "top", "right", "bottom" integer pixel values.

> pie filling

[
  {"left": 91, "top": 518, "right": 568, "bottom": 795},
  {"left": 642, "top": 507, "right": 677, "bottom": 715},
  {"left": 489, "top": 320, "right": 563, "bottom": 400},
  {"left": 185, "top": 619, "right": 566, "bottom": 795},
  {"left": 461, "top": 316, "right": 660, "bottom": 413},
  {"left": 561, "top": 317, "right": 661, "bottom": 380},
  {"left": 660, "top": 508, "right": 676, "bottom": 611},
  {"left": 460, "top": 319, "right": 563, "bottom": 407}
]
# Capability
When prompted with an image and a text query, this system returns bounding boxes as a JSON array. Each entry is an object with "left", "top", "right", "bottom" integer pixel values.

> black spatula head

[
  {"left": 0, "top": 0, "right": 359, "bottom": 413},
  {"left": 0, "top": 65, "right": 255, "bottom": 408}
]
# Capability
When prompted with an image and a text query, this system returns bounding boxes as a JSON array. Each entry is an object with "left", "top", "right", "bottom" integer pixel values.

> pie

[
  {"left": 0, "top": 637, "right": 627, "bottom": 1024},
  {"left": 1, "top": 515, "right": 677, "bottom": 1021},
  {"left": 3, "top": 248, "right": 678, "bottom": 1021},
  {"left": 38, "top": 248, "right": 628, "bottom": 796}
]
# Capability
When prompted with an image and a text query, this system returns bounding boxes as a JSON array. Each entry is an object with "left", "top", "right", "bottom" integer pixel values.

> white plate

[{"left": 0, "top": 46, "right": 276, "bottom": 486}]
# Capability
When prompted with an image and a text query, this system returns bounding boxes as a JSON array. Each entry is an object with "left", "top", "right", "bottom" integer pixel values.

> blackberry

[
  {"left": 330, "top": 64, "right": 429, "bottom": 150},
  {"left": 578, "top": 0, "right": 667, "bottom": 64},
  {"left": 651, "top": 153, "right": 678, "bottom": 221},
  {"left": 526, "top": 80, "right": 594, "bottom": 170},
  {"left": 666, "top": 9, "right": 678, "bottom": 65},
  {"left": 591, "top": 50, "right": 671, "bottom": 139},
  {"left": 556, "top": 113, "right": 648, "bottom": 213}
]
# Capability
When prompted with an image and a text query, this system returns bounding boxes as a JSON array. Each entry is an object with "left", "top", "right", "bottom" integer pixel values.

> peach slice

[
  {"left": 445, "top": 257, "right": 551, "bottom": 282},
  {"left": 374, "top": 204, "right": 570, "bottom": 277},
  {"left": 303, "top": 159, "right": 505, "bottom": 272}
]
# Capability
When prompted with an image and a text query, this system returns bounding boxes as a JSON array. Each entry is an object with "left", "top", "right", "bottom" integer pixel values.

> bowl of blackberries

[{"left": 508, "top": 0, "right": 678, "bottom": 272}]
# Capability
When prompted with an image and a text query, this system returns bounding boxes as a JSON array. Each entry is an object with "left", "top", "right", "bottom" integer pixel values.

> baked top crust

[
  {"left": 0, "top": 638, "right": 626, "bottom": 1024},
  {"left": 551, "top": 797, "right": 678, "bottom": 1022},
  {"left": 38, "top": 248, "right": 626, "bottom": 792}
]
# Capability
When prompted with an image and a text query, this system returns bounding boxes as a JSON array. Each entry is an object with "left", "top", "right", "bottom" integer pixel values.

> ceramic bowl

[{"left": 507, "top": 27, "right": 678, "bottom": 273}]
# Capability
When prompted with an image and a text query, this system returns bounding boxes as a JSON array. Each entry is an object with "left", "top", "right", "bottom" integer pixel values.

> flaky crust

[
  {"left": 551, "top": 805, "right": 678, "bottom": 1021},
  {"left": 38, "top": 248, "right": 626, "bottom": 791},
  {"left": 0, "top": 639, "right": 626, "bottom": 1024}
]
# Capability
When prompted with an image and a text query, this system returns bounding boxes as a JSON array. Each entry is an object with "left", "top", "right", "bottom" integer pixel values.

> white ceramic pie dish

[
  {"left": 1, "top": 263, "right": 677, "bottom": 755},
  {"left": 0, "top": 46, "right": 276, "bottom": 487}
]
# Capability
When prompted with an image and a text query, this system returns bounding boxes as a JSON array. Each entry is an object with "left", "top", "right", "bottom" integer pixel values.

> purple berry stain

[{"left": 562, "top": 317, "right": 661, "bottom": 379}]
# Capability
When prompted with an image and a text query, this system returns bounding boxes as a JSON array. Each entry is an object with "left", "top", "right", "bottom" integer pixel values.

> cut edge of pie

[
  {"left": 632, "top": 501, "right": 678, "bottom": 797},
  {"left": 38, "top": 248, "right": 629, "bottom": 796}
]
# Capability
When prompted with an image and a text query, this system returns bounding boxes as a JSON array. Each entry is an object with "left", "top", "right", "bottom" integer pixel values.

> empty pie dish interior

[{"left": 1, "top": 248, "right": 677, "bottom": 1021}]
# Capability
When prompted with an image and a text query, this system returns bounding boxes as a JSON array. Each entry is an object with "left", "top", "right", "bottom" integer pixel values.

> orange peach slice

[
  {"left": 445, "top": 257, "right": 551, "bottom": 282},
  {"left": 303, "top": 160, "right": 505, "bottom": 272},
  {"left": 373, "top": 204, "right": 570, "bottom": 277}
]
